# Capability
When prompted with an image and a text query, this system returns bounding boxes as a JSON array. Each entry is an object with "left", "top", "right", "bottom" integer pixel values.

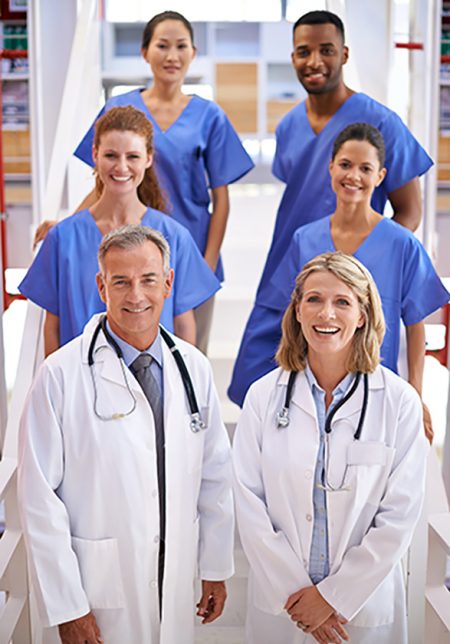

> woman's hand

[
  {"left": 310, "top": 614, "right": 349, "bottom": 643},
  {"left": 33, "top": 219, "right": 57, "bottom": 249},
  {"left": 285, "top": 586, "right": 335, "bottom": 633}
]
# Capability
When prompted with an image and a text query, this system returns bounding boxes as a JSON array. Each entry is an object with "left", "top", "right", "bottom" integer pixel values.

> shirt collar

[
  {"left": 304, "top": 362, "right": 354, "bottom": 398},
  {"left": 105, "top": 320, "right": 163, "bottom": 369}
]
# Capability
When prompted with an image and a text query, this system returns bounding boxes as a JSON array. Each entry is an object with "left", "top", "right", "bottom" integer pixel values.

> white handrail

[{"left": 0, "top": 0, "right": 100, "bottom": 640}]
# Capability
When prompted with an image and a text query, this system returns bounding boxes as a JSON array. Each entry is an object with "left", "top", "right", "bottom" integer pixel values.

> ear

[
  {"left": 92, "top": 145, "right": 98, "bottom": 165},
  {"left": 163, "top": 268, "right": 174, "bottom": 299},
  {"left": 329, "top": 160, "right": 334, "bottom": 175},
  {"left": 376, "top": 167, "right": 387, "bottom": 187},
  {"left": 342, "top": 45, "right": 349, "bottom": 65},
  {"left": 146, "top": 152, "right": 153, "bottom": 169},
  {"left": 291, "top": 50, "right": 295, "bottom": 67},
  {"left": 295, "top": 302, "right": 302, "bottom": 325},
  {"left": 96, "top": 272, "right": 107, "bottom": 304},
  {"left": 357, "top": 312, "right": 366, "bottom": 329},
  {"left": 141, "top": 46, "right": 148, "bottom": 62},
  {"left": 191, "top": 45, "right": 197, "bottom": 62}
]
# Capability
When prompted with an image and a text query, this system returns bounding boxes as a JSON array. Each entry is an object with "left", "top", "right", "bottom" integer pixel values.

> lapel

[
  {"left": 286, "top": 370, "right": 318, "bottom": 420},
  {"left": 80, "top": 314, "right": 143, "bottom": 394}
]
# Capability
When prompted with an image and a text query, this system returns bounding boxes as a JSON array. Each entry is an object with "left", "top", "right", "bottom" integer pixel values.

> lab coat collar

[
  {"left": 277, "top": 366, "right": 385, "bottom": 421},
  {"left": 81, "top": 314, "right": 182, "bottom": 392}
]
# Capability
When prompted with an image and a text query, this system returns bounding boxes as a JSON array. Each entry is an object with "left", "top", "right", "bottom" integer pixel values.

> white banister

[{"left": 0, "top": 0, "right": 101, "bottom": 640}]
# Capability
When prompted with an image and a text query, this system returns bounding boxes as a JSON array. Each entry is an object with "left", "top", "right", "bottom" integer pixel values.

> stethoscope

[
  {"left": 276, "top": 370, "right": 369, "bottom": 492},
  {"left": 87, "top": 316, "right": 206, "bottom": 433}
]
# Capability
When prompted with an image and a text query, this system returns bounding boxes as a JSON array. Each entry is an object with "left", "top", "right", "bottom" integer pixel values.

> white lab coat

[
  {"left": 18, "top": 315, "right": 234, "bottom": 644},
  {"left": 233, "top": 366, "right": 427, "bottom": 644}
]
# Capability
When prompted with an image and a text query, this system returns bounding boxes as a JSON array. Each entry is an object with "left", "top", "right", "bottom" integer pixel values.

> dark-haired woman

[
  {"left": 73, "top": 10, "right": 254, "bottom": 351},
  {"left": 228, "top": 123, "right": 449, "bottom": 443},
  {"left": 19, "top": 106, "right": 220, "bottom": 356}
]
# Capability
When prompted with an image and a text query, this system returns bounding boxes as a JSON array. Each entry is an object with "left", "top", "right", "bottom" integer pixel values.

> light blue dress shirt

[
  {"left": 106, "top": 321, "right": 163, "bottom": 396},
  {"left": 304, "top": 364, "right": 354, "bottom": 584}
]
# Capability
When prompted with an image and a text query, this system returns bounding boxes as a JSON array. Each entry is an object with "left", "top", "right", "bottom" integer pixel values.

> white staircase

[{"left": 195, "top": 183, "right": 280, "bottom": 642}]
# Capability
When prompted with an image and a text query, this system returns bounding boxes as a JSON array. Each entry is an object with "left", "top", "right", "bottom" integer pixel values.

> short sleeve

[
  {"left": 203, "top": 106, "right": 254, "bottom": 189},
  {"left": 73, "top": 105, "right": 107, "bottom": 167},
  {"left": 19, "top": 229, "right": 60, "bottom": 315},
  {"left": 260, "top": 232, "right": 302, "bottom": 310},
  {"left": 170, "top": 225, "right": 221, "bottom": 315},
  {"left": 401, "top": 236, "right": 449, "bottom": 325},
  {"left": 379, "top": 112, "right": 433, "bottom": 194}
]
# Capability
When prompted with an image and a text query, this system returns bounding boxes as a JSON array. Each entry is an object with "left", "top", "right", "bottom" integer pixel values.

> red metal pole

[{"left": 0, "top": 48, "right": 28, "bottom": 310}]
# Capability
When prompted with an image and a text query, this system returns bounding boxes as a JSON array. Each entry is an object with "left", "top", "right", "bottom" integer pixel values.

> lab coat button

[
  {"left": 150, "top": 580, "right": 157, "bottom": 588},
  {"left": 153, "top": 535, "right": 159, "bottom": 543},
  {"left": 305, "top": 470, "right": 313, "bottom": 479},
  {"left": 306, "top": 514, "right": 312, "bottom": 522}
]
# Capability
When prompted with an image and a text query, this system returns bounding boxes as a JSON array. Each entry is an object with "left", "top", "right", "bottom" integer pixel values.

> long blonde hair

[{"left": 276, "top": 252, "right": 385, "bottom": 373}]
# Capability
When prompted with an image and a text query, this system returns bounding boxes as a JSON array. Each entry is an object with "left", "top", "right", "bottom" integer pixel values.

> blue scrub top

[
  {"left": 74, "top": 90, "right": 255, "bottom": 282},
  {"left": 19, "top": 208, "right": 221, "bottom": 347},
  {"left": 228, "top": 216, "right": 449, "bottom": 407},
  {"left": 255, "top": 92, "right": 433, "bottom": 301}
]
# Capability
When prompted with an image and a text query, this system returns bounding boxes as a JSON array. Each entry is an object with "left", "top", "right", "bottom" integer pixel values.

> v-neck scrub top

[
  {"left": 255, "top": 92, "right": 433, "bottom": 301},
  {"left": 74, "top": 90, "right": 255, "bottom": 282},
  {"left": 19, "top": 208, "right": 221, "bottom": 347},
  {"left": 228, "top": 216, "right": 450, "bottom": 407}
]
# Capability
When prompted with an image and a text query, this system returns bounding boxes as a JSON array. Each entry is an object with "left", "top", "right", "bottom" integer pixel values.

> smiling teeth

[
  {"left": 112, "top": 176, "right": 131, "bottom": 182},
  {"left": 314, "top": 326, "right": 339, "bottom": 334},
  {"left": 126, "top": 307, "right": 147, "bottom": 313}
]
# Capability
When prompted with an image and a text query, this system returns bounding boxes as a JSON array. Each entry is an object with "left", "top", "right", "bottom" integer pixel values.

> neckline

[
  {"left": 302, "top": 92, "right": 360, "bottom": 138},
  {"left": 85, "top": 207, "right": 149, "bottom": 238},
  {"left": 137, "top": 90, "right": 196, "bottom": 134},
  {"left": 327, "top": 214, "right": 387, "bottom": 256}
]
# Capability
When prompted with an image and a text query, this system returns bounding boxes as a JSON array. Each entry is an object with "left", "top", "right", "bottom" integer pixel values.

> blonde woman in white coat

[{"left": 233, "top": 252, "right": 427, "bottom": 644}]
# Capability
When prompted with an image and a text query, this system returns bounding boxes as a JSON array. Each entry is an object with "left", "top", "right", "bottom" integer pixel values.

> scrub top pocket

[{"left": 190, "top": 147, "right": 210, "bottom": 206}]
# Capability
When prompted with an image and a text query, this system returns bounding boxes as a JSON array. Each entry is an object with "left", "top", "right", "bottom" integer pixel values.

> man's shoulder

[{"left": 346, "top": 92, "right": 403, "bottom": 128}]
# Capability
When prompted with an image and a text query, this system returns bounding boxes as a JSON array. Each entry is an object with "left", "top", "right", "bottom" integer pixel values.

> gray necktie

[{"left": 130, "top": 353, "right": 165, "bottom": 608}]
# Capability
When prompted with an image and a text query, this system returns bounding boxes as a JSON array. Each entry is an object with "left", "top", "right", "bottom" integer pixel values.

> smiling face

[
  {"left": 291, "top": 22, "right": 348, "bottom": 95},
  {"left": 93, "top": 130, "right": 152, "bottom": 197},
  {"left": 295, "top": 270, "right": 365, "bottom": 364},
  {"left": 142, "top": 19, "right": 195, "bottom": 84},
  {"left": 96, "top": 241, "right": 173, "bottom": 350},
  {"left": 329, "top": 139, "right": 386, "bottom": 205}
]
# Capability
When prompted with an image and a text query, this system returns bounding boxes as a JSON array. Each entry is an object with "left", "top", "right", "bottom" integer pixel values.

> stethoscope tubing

[{"left": 88, "top": 316, "right": 205, "bottom": 431}]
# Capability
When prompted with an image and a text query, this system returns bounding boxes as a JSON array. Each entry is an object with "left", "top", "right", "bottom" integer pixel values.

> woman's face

[
  {"left": 142, "top": 19, "right": 195, "bottom": 84},
  {"left": 296, "top": 270, "right": 364, "bottom": 363},
  {"left": 329, "top": 139, "right": 386, "bottom": 205},
  {"left": 93, "top": 130, "right": 152, "bottom": 195}
]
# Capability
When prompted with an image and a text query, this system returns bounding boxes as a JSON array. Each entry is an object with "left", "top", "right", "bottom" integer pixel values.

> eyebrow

[{"left": 296, "top": 41, "right": 336, "bottom": 50}]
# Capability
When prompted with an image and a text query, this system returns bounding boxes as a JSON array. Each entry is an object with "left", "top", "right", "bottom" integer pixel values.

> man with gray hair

[{"left": 18, "top": 225, "right": 234, "bottom": 644}]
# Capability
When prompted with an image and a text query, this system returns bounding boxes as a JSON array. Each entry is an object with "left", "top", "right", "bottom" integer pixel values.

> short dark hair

[
  {"left": 293, "top": 10, "right": 345, "bottom": 43},
  {"left": 332, "top": 123, "right": 386, "bottom": 167},
  {"left": 141, "top": 11, "right": 194, "bottom": 51}
]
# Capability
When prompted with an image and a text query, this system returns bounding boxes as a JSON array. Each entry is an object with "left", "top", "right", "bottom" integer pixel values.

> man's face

[
  {"left": 96, "top": 241, "right": 173, "bottom": 350},
  {"left": 291, "top": 23, "right": 348, "bottom": 95}
]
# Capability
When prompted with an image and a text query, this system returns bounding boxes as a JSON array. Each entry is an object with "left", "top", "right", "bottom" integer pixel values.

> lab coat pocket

[
  {"left": 350, "top": 568, "right": 395, "bottom": 626},
  {"left": 191, "top": 148, "right": 210, "bottom": 205},
  {"left": 71, "top": 536, "right": 125, "bottom": 610},
  {"left": 345, "top": 442, "right": 395, "bottom": 505}
]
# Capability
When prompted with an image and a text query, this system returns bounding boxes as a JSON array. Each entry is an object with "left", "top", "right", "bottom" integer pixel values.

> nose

[
  {"left": 115, "top": 155, "right": 128, "bottom": 173},
  {"left": 307, "top": 49, "right": 323, "bottom": 68},
  {"left": 127, "top": 280, "right": 145, "bottom": 302},
  {"left": 318, "top": 300, "right": 336, "bottom": 319}
]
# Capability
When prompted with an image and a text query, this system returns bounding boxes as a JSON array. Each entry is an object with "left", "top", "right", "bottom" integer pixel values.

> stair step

[{"left": 195, "top": 625, "right": 245, "bottom": 644}]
